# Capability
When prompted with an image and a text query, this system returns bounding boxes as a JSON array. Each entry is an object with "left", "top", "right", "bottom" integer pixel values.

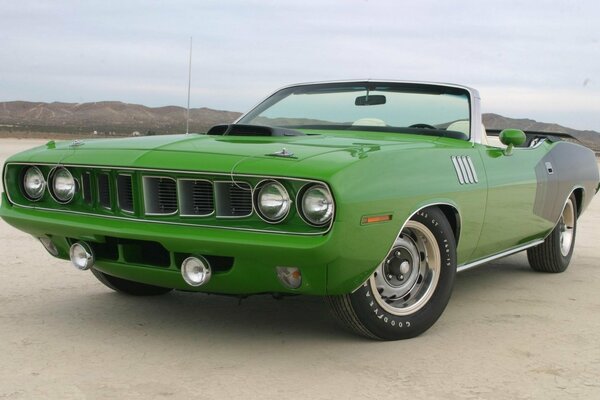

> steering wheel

[{"left": 409, "top": 123, "right": 436, "bottom": 129}]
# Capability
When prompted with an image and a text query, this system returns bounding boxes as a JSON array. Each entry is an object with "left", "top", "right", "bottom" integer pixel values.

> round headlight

[
  {"left": 300, "top": 184, "right": 334, "bottom": 226},
  {"left": 255, "top": 181, "right": 291, "bottom": 223},
  {"left": 50, "top": 167, "right": 76, "bottom": 203},
  {"left": 22, "top": 166, "right": 46, "bottom": 200}
]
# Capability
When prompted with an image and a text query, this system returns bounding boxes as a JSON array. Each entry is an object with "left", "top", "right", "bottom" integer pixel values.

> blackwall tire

[
  {"left": 327, "top": 207, "right": 457, "bottom": 340},
  {"left": 527, "top": 194, "right": 577, "bottom": 273},
  {"left": 91, "top": 268, "right": 173, "bottom": 296}
]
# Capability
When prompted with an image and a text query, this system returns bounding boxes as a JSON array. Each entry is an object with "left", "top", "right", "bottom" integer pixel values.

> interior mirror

[
  {"left": 499, "top": 129, "right": 526, "bottom": 156},
  {"left": 355, "top": 95, "right": 386, "bottom": 106}
]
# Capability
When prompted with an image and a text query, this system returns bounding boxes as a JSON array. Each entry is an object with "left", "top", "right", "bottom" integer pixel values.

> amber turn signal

[{"left": 361, "top": 214, "right": 392, "bottom": 225}]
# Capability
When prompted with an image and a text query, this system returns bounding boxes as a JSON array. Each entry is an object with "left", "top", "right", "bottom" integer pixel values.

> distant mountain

[
  {"left": 0, "top": 101, "right": 598, "bottom": 151},
  {"left": 0, "top": 101, "right": 241, "bottom": 135}
]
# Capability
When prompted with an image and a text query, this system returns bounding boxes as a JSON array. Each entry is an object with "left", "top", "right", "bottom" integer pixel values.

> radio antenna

[{"left": 185, "top": 36, "right": 193, "bottom": 134}]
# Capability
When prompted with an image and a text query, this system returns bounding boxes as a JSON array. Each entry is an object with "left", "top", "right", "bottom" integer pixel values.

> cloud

[{"left": 1, "top": 0, "right": 599, "bottom": 130}]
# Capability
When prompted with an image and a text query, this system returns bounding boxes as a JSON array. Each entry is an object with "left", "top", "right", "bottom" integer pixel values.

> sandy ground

[{"left": 0, "top": 138, "right": 599, "bottom": 400}]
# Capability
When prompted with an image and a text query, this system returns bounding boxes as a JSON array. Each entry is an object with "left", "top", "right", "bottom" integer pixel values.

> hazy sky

[{"left": 2, "top": 0, "right": 599, "bottom": 131}]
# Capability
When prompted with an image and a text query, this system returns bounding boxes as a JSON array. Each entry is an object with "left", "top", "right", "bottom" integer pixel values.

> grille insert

[
  {"left": 178, "top": 179, "right": 214, "bottom": 216},
  {"left": 215, "top": 181, "right": 253, "bottom": 217},
  {"left": 82, "top": 172, "right": 92, "bottom": 204},
  {"left": 117, "top": 174, "right": 134, "bottom": 213},
  {"left": 143, "top": 177, "right": 178, "bottom": 215},
  {"left": 97, "top": 173, "right": 111, "bottom": 208}
]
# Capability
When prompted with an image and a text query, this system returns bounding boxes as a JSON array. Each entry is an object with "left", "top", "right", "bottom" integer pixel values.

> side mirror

[{"left": 499, "top": 129, "right": 526, "bottom": 156}]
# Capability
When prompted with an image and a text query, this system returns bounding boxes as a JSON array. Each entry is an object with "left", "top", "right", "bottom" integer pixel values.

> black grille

[
  {"left": 179, "top": 180, "right": 214, "bottom": 216},
  {"left": 82, "top": 172, "right": 92, "bottom": 204},
  {"left": 117, "top": 174, "right": 134, "bottom": 213},
  {"left": 143, "top": 177, "right": 177, "bottom": 215},
  {"left": 97, "top": 173, "right": 111, "bottom": 208},
  {"left": 157, "top": 179, "right": 177, "bottom": 213},
  {"left": 228, "top": 183, "right": 253, "bottom": 216},
  {"left": 214, "top": 182, "right": 252, "bottom": 217}
]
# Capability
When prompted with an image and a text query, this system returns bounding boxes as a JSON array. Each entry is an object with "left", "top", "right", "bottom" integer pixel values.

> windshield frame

[{"left": 236, "top": 80, "right": 482, "bottom": 144}]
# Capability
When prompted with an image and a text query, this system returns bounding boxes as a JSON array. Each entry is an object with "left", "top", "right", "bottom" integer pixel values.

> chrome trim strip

[
  {"left": 4, "top": 205, "right": 330, "bottom": 236},
  {"left": 456, "top": 240, "right": 544, "bottom": 272},
  {"left": 460, "top": 156, "right": 474, "bottom": 183},
  {"left": 3, "top": 162, "right": 335, "bottom": 235},
  {"left": 451, "top": 157, "right": 465, "bottom": 184},
  {"left": 456, "top": 157, "right": 471, "bottom": 184},
  {"left": 466, "top": 156, "right": 479, "bottom": 183},
  {"left": 4, "top": 162, "right": 327, "bottom": 183}
]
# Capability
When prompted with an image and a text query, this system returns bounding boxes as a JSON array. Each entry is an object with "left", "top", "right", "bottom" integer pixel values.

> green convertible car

[{"left": 1, "top": 81, "right": 599, "bottom": 340}]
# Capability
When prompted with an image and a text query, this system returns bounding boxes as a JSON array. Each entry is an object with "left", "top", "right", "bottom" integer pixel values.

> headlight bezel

[
  {"left": 297, "top": 183, "right": 335, "bottom": 227},
  {"left": 48, "top": 167, "right": 77, "bottom": 204},
  {"left": 21, "top": 166, "right": 46, "bottom": 201},
  {"left": 253, "top": 179, "right": 292, "bottom": 224}
]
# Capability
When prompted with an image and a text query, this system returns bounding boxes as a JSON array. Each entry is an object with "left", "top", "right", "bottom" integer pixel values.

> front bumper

[{"left": 0, "top": 193, "right": 393, "bottom": 295}]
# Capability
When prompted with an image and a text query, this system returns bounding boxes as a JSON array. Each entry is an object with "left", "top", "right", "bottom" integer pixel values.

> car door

[{"left": 472, "top": 141, "right": 552, "bottom": 259}]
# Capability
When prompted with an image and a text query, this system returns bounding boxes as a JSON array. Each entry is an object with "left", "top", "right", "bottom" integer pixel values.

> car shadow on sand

[{"left": 29, "top": 253, "right": 542, "bottom": 344}]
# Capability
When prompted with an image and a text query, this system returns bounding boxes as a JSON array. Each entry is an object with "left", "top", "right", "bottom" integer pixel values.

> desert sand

[{"left": 0, "top": 138, "right": 599, "bottom": 399}]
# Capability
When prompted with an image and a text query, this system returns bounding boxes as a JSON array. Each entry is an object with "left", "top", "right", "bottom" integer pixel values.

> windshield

[{"left": 238, "top": 82, "right": 472, "bottom": 140}]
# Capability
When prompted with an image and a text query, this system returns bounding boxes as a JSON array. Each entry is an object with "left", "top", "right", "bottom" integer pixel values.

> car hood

[{"left": 7, "top": 132, "right": 442, "bottom": 180}]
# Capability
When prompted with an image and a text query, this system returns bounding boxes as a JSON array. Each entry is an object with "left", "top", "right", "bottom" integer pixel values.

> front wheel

[
  {"left": 91, "top": 268, "right": 173, "bottom": 296},
  {"left": 327, "top": 207, "right": 457, "bottom": 340}
]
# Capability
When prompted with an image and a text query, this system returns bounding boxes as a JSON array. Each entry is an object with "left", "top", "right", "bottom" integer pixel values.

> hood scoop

[{"left": 207, "top": 124, "right": 305, "bottom": 137}]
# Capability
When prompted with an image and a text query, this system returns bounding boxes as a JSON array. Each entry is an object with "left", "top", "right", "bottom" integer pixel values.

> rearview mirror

[
  {"left": 355, "top": 95, "right": 386, "bottom": 106},
  {"left": 499, "top": 129, "right": 526, "bottom": 156}
]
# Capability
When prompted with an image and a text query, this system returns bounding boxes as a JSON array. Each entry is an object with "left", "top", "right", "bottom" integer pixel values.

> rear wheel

[
  {"left": 527, "top": 194, "right": 577, "bottom": 273},
  {"left": 327, "top": 207, "right": 457, "bottom": 340},
  {"left": 91, "top": 268, "right": 173, "bottom": 296}
]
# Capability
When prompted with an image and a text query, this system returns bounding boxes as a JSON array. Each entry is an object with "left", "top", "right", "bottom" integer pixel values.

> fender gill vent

[
  {"left": 178, "top": 179, "right": 214, "bottom": 216},
  {"left": 117, "top": 174, "right": 134, "bottom": 213},
  {"left": 97, "top": 173, "right": 111, "bottom": 208},
  {"left": 451, "top": 156, "right": 478, "bottom": 185},
  {"left": 215, "top": 181, "right": 253, "bottom": 217},
  {"left": 143, "top": 177, "right": 178, "bottom": 215}
]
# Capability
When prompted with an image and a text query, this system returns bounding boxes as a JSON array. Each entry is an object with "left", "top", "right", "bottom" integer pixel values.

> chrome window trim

[
  {"left": 3, "top": 162, "right": 334, "bottom": 235},
  {"left": 142, "top": 175, "right": 179, "bottom": 216}
]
